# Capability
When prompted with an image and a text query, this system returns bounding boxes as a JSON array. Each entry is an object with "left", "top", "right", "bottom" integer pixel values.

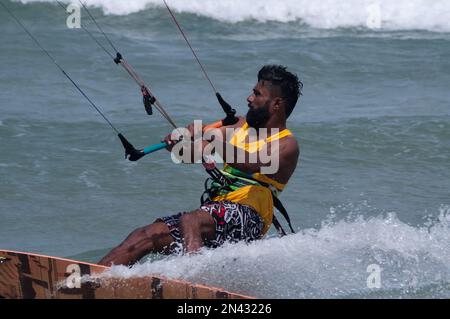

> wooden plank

[{"left": 0, "top": 249, "right": 252, "bottom": 299}]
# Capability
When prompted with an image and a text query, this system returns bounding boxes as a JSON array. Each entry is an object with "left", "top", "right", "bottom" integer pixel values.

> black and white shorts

[{"left": 155, "top": 201, "right": 264, "bottom": 250}]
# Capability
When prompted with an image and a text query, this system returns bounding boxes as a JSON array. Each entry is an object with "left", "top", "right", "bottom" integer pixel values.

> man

[{"left": 99, "top": 65, "right": 302, "bottom": 266}]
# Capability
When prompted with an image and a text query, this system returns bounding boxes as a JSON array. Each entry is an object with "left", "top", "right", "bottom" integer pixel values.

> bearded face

[{"left": 246, "top": 100, "right": 271, "bottom": 129}]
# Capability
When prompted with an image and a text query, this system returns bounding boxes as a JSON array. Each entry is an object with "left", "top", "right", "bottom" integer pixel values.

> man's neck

[{"left": 257, "top": 117, "right": 286, "bottom": 137}]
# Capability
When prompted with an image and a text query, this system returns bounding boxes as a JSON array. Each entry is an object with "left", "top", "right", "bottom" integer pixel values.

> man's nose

[{"left": 247, "top": 94, "right": 254, "bottom": 103}]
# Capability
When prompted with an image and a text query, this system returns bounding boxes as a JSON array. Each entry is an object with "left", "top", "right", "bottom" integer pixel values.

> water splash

[{"left": 98, "top": 205, "right": 450, "bottom": 298}]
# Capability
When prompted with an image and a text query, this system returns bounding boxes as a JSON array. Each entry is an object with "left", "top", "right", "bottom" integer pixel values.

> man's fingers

[{"left": 163, "top": 135, "right": 175, "bottom": 151}]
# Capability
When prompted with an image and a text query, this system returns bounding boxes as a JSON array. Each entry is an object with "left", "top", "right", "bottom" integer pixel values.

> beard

[{"left": 246, "top": 103, "right": 271, "bottom": 129}]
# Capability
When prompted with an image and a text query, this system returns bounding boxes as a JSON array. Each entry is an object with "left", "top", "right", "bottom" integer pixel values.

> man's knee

[
  {"left": 125, "top": 222, "right": 172, "bottom": 252},
  {"left": 145, "top": 222, "right": 172, "bottom": 244},
  {"left": 179, "top": 210, "right": 215, "bottom": 240}
]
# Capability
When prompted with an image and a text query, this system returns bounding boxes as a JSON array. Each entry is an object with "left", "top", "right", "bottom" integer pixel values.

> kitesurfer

[{"left": 99, "top": 65, "right": 302, "bottom": 266}]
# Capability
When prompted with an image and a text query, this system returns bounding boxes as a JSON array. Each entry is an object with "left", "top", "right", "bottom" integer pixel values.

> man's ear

[{"left": 272, "top": 97, "right": 284, "bottom": 112}]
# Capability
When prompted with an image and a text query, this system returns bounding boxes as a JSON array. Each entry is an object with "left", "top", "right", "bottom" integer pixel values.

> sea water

[{"left": 0, "top": 0, "right": 449, "bottom": 298}]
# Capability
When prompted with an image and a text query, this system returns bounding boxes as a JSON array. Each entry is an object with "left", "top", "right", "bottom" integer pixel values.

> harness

[{"left": 201, "top": 163, "right": 295, "bottom": 237}]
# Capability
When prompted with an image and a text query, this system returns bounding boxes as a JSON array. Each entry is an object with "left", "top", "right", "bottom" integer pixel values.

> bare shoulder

[
  {"left": 269, "top": 134, "right": 299, "bottom": 184},
  {"left": 279, "top": 134, "right": 300, "bottom": 159}
]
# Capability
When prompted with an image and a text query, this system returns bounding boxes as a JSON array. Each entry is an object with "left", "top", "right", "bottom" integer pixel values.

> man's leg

[
  {"left": 179, "top": 209, "right": 216, "bottom": 253},
  {"left": 98, "top": 222, "right": 174, "bottom": 266}
]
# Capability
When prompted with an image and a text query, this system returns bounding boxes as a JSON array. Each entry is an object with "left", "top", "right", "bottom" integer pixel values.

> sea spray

[{"left": 101, "top": 206, "right": 450, "bottom": 298}]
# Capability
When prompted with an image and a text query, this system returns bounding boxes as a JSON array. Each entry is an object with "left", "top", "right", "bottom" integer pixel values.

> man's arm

[
  {"left": 210, "top": 128, "right": 300, "bottom": 183},
  {"left": 267, "top": 136, "right": 299, "bottom": 184},
  {"left": 162, "top": 117, "right": 245, "bottom": 163},
  {"left": 162, "top": 118, "right": 299, "bottom": 183}
]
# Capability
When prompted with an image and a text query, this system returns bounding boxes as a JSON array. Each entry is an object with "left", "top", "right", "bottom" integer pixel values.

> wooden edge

[
  {"left": 0, "top": 249, "right": 108, "bottom": 271},
  {"left": 0, "top": 249, "right": 254, "bottom": 299}
]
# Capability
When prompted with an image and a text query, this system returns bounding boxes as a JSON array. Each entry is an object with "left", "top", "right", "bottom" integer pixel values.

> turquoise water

[{"left": 1, "top": 1, "right": 449, "bottom": 298}]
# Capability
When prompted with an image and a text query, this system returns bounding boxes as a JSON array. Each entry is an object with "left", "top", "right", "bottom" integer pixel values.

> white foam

[
  {"left": 99, "top": 205, "right": 450, "bottom": 298},
  {"left": 16, "top": 0, "right": 450, "bottom": 32},
  {"left": 0, "top": 163, "right": 23, "bottom": 168},
  {"left": 68, "top": 147, "right": 110, "bottom": 154},
  {"left": 77, "top": 170, "right": 101, "bottom": 189}
]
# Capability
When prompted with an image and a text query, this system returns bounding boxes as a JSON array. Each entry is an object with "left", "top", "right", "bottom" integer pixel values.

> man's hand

[
  {"left": 162, "top": 133, "right": 177, "bottom": 152},
  {"left": 162, "top": 121, "right": 206, "bottom": 154},
  {"left": 162, "top": 121, "right": 199, "bottom": 153}
]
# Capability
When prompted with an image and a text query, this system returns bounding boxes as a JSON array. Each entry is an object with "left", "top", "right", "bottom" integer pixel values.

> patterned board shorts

[{"left": 155, "top": 200, "right": 264, "bottom": 250}]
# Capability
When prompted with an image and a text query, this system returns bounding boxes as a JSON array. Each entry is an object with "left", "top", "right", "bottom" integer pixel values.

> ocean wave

[{"left": 15, "top": 0, "right": 450, "bottom": 32}]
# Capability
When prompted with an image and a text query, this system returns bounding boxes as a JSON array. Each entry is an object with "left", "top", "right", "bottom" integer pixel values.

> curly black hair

[{"left": 257, "top": 65, "right": 303, "bottom": 118}]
